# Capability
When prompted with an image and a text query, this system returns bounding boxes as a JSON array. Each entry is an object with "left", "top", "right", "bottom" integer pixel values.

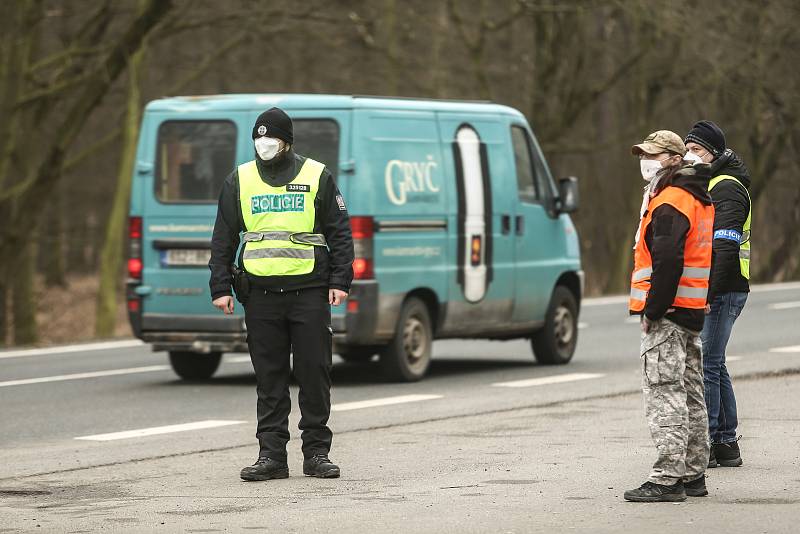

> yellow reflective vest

[
  {"left": 708, "top": 174, "right": 751, "bottom": 280},
  {"left": 238, "top": 158, "right": 325, "bottom": 277}
]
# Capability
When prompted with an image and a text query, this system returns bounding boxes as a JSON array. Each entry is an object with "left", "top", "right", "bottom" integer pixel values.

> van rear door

[{"left": 139, "top": 113, "right": 249, "bottom": 328}]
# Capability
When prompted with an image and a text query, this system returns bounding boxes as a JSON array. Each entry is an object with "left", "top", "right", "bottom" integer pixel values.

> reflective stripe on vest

[
  {"left": 708, "top": 174, "right": 751, "bottom": 280},
  {"left": 242, "top": 231, "right": 327, "bottom": 246},
  {"left": 629, "top": 186, "right": 714, "bottom": 312},
  {"left": 238, "top": 158, "right": 325, "bottom": 277}
]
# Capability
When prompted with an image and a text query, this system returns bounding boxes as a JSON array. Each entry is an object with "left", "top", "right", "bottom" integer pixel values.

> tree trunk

[
  {"left": 12, "top": 241, "right": 37, "bottom": 345},
  {"left": 95, "top": 7, "right": 147, "bottom": 337},
  {"left": 0, "top": 282, "right": 7, "bottom": 346},
  {"left": 383, "top": 0, "right": 399, "bottom": 95},
  {"left": 42, "top": 178, "right": 67, "bottom": 287},
  {"left": 0, "top": 0, "right": 172, "bottom": 340}
]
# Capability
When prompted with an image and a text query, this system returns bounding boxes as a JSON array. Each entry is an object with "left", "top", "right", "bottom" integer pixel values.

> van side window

[
  {"left": 155, "top": 121, "right": 236, "bottom": 203},
  {"left": 530, "top": 137, "right": 558, "bottom": 202},
  {"left": 511, "top": 126, "right": 539, "bottom": 203},
  {"left": 293, "top": 119, "right": 340, "bottom": 179}
]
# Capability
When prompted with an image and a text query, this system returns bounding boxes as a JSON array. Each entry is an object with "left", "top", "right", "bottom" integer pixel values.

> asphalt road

[
  {"left": 2, "top": 282, "right": 799, "bottom": 486},
  {"left": 0, "top": 284, "right": 800, "bottom": 479}
]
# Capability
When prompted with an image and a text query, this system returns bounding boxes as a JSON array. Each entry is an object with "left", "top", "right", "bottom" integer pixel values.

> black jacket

[
  {"left": 639, "top": 167, "right": 714, "bottom": 332},
  {"left": 208, "top": 149, "right": 354, "bottom": 300},
  {"left": 704, "top": 149, "right": 751, "bottom": 301}
]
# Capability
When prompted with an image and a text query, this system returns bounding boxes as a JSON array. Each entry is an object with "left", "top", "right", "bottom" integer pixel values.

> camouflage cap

[{"left": 631, "top": 130, "right": 687, "bottom": 156}]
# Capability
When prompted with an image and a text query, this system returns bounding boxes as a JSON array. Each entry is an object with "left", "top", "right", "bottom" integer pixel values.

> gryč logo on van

[
  {"left": 385, "top": 155, "right": 440, "bottom": 206},
  {"left": 250, "top": 193, "right": 305, "bottom": 214}
]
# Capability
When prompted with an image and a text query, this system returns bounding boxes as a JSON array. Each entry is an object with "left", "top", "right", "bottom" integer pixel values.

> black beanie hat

[
  {"left": 252, "top": 107, "right": 293, "bottom": 144},
  {"left": 684, "top": 120, "right": 725, "bottom": 159}
]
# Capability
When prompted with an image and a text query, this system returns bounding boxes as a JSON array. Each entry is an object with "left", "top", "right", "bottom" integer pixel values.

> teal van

[{"left": 127, "top": 94, "right": 582, "bottom": 382}]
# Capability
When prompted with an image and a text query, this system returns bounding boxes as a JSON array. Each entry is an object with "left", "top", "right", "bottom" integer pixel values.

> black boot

[
  {"left": 684, "top": 474, "right": 708, "bottom": 497},
  {"left": 708, "top": 446, "right": 718, "bottom": 468},
  {"left": 624, "top": 481, "right": 686, "bottom": 502},
  {"left": 240, "top": 457, "right": 289, "bottom": 481},
  {"left": 713, "top": 441, "right": 743, "bottom": 467},
  {"left": 303, "top": 454, "right": 340, "bottom": 478}
]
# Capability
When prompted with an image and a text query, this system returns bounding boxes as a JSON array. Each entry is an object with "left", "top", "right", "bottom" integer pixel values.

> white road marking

[
  {"left": 492, "top": 372, "right": 605, "bottom": 388},
  {"left": 331, "top": 394, "right": 442, "bottom": 412},
  {"left": 769, "top": 345, "right": 800, "bottom": 353},
  {"left": 578, "top": 322, "right": 589, "bottom": 329},
  {"left": 750, "top": 282, "right": 800, "bottom": 293},
  {"left": 75, "top": 420, "right": 245, "bottom": 441},
  {"left": 0, "top": 339, "right": 144, "bottom": 360},
  {"left": 0, "top": 365, "right": 170, "bottom": 388},
  {"left": 726, "top": 356, "right": 743, "bottom": 362},
  {"left": 767, "top": 301, "right": 800, "bottom": 311},
  {"left": 625, "top": 316, "right": 641, "bottom": 324},
  {"left": 224, "top": 355, "right": 252, "bottom": 363},
  {"left": 583, "top": 295, "right": 629, "bottom": 307}
]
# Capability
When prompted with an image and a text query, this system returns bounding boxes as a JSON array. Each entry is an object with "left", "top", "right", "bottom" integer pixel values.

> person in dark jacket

[
  {"left": 209, "top": 107, "right": 354, "bottom": 481},
  {"left": 624, "top": 130, "right": 713, "bottom": 502},
  {"left": 685, "top": 120, "right": 751, "bottom": 468}
]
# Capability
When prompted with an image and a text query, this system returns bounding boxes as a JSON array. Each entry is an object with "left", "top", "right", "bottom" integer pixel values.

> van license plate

[{"left": 162, "top": 249, "right": 211, "bottom": 266}]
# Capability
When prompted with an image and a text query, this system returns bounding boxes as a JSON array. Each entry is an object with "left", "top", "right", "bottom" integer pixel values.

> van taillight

[
  {"left": 127, "top": 258, "right": 142, "bottom": 280},
  {"left": 350, "top": 216, "right": 373, "bottom": 239},
  {"left": 353, "top": 258, "right": 374, "bottom": 280},
  {"left": 129, "top": 216, "right": 142, "bottom": 239},
  {"left": 127, "top": 298, "right": 140, "bottom": 312},
  {"left": 128, "top": 216, "right": 142, "bottom": 280},
  {"left": 350, "top": 216, "right": 374, "bottom": 280}
]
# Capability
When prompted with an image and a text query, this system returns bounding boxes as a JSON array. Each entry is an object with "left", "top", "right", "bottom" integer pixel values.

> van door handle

[
  {"left": 515, "top": 215, "right": 524, "bottom": 235},
  {"left": 501, "top": 215, "right": 511, "bottom": 235}
]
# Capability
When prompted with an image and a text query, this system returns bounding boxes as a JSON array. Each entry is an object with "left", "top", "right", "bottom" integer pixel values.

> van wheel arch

[
  {"left": 404, "top": 288, "right": 440, "bottom": 336},
  {"left": 555, "top": 271, "right": 582, "bottom": 310}
]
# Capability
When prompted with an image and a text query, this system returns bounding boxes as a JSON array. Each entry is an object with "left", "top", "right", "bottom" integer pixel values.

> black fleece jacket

[
  {"left": 638, "top": 167, "right": 714, "bottom": 332},
  {"left": 208, "top": 149, "right": 354, "bottom": 300},
  {"left": 704, "top": 149, "right": 751, "bottom": 301}
]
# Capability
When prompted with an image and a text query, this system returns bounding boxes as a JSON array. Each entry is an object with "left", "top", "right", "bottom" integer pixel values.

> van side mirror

[{"left": 556, "top": 176, "right": 579, "bottom": 214}]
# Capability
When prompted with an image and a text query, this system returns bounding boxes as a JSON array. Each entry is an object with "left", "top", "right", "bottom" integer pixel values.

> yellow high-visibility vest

[
  {"left": 238, "top": 158, "right": 325, "bottom": 277},
  {"left": 708, "top": 174, "right": 751, "bottom": 279}
]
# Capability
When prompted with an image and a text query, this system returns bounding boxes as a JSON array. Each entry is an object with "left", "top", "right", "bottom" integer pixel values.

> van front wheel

[
  {"left": 531, "top": 286, "right": 578, "bottom": 365},
  {"left": 379, "top": 297, "right": 432, "bottom": 382},
  {"left": 168, "top": 351, "right": 222, "bottom": 380}
]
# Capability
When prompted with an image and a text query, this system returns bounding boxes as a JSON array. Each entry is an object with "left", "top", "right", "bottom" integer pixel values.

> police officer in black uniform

[{"left": 209, "top": 107, "right": 354, "bottom": 480}]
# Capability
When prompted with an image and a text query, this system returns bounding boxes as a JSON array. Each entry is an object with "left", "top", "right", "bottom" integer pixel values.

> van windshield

[{"left": 155, "top": 120, "right": 237, "bottom": 203}]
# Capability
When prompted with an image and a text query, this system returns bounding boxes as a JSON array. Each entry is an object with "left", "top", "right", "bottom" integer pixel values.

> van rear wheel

[
  {"left": 168, "top": 351, "right": 222, "bottom": 380},
  {"left": 379, "top": 297, "right": 432, "bottom": 382},
  {"left": 531, "top": 286, "right": 578, "bottom": 365}
]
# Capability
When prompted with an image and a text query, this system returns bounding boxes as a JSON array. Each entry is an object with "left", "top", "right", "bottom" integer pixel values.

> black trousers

[{"left": 244, "top": 286, "right": 333, "bottom": 461}]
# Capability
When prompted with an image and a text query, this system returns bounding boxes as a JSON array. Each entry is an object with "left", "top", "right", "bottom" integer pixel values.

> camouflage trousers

[{"left": 640, "top": 318, "right": 709, "bottom": 485}]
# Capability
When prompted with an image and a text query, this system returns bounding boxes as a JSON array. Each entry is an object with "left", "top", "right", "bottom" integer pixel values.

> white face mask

[
  {"left": 683, "top": 151, "right": 703, "bottom": 165},
  {"left": 254, "top": 136, "right": 283, "bottom": 161},
  {"left": 640, "top": 158, "right": 664, "bottom": 181}
]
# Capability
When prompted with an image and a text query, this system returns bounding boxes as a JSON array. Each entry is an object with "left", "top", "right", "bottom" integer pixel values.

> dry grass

[{"left": 9, "top": 275, "right": 132, "bottom": 347}]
